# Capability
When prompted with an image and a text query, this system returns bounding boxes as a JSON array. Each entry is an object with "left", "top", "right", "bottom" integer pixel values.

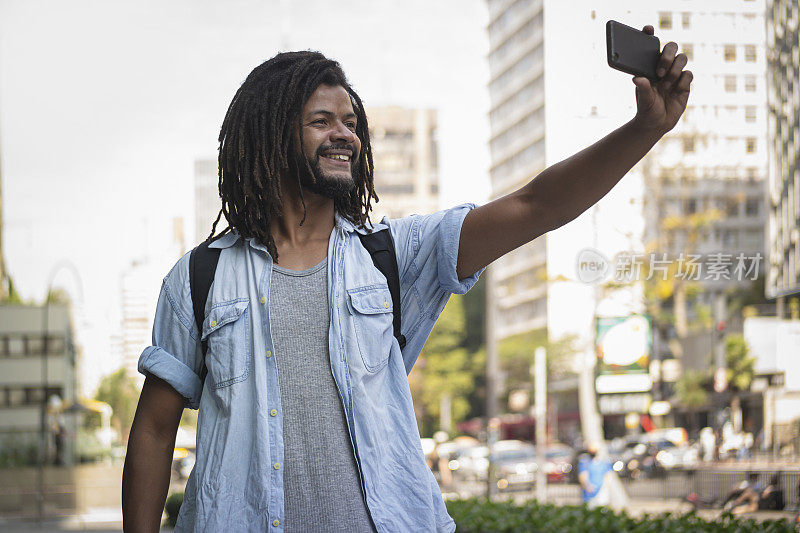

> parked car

[
  {"left": 492, "top": 440, "right": 537, "bottom": 492},
  {"left": 544, "top": 444, "right": 574, "bottom": 483},
  {"left": 449, "top": 444, "right": 489, "bottom": 482}
]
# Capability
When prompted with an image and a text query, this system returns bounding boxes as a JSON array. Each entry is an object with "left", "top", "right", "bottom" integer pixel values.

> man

[
  {"left": 578, "top": 442, "right": 613, "bottom": 508},
  {"left": 123, "top": 26, "right": 691, "bottom": 532}
]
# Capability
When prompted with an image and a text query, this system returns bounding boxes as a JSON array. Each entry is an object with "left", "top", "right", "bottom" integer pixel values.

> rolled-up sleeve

[
  {"left": 436, "top": 203, "right": 484, "bottom": 294},
  {"left": 387, "top": 202, "right": 485, "bottom": 373},
  {"left": 137, "top": 254, "right": 204, "bottom": 409}
]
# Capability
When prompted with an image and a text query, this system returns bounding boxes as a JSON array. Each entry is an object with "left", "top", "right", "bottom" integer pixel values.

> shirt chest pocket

[
  {"left": 346, "top": 286, "right": 394, "bottom": 373},
  {"left": 201, "top": 299, "right": 252, "bottom": 389}
]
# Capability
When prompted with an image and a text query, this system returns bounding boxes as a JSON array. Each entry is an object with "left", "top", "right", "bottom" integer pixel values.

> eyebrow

[{"left": 306, "top": 110, "right": 357, "bottom": 121}]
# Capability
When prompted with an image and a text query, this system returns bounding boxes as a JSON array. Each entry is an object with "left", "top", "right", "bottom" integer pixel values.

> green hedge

[
  {"left": 445, "top": 498, "right": 795, "bottom": 533},
  {"left": 164, "top": 492, "right": 184, "bottom": 528}
]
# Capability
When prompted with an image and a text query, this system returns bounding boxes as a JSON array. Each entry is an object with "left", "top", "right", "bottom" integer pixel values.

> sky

[{"left": 0, "top": 0, "right": 492, "bottom": 393}]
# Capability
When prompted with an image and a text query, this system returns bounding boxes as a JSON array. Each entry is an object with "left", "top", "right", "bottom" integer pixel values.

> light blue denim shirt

[{"left": 138, "top": 203, "right": 483, "bottom": 532}]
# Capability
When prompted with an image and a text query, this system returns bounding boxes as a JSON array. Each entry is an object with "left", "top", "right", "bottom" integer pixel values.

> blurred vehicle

[
  {"left": 653, "top": 441, "right": 700, "bottom": 470},
  {"left": 449, "top": 444, "right": 489, "bottom": 482},
  {"left": 544, "top": 444, "right": 573, "bottom": 483},
  {"left": 610, "top": 440, "right": 665, "bottom": 479},
  {"left": 492, "top": 440, "right": 537, "bottom": 492}
]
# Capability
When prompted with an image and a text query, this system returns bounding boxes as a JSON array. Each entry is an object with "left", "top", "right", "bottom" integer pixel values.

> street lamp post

[{"left": 36, "top": 261, "right": 84, "bottom": 524}]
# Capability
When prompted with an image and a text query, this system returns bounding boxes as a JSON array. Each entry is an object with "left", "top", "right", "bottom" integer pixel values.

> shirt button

[
  {"left": 270, "top": 409, "right": 277, "bottom": 416},
  {"left": 272, "top": 519, "right": 280, "bottom": 527},
  {"left": 266, "top": 350, "right": 272, "bottom": 358},
  {"left": 260, "top": 296, "right": 266, "bottom": 304},
  {"left": 210, "top": 320, "right": 217, "bottom": 327},
  {"left": 384, "top": 301, "right": 390, "bottom": 308},
  {"left": 273, "top": 462, "right": 281, "bottom": 470}
]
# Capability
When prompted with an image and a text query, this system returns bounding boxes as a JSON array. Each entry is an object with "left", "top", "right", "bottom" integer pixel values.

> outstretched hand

[{"left": 632, "top": 25, "right": 693, "bottom": 136}]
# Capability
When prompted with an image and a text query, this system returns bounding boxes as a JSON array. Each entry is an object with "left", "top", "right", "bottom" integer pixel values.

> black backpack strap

[
  {"left": 189, "top": 240, "right": 221, "bottom": 384},
  {"left": 357, "top": 229, "right": 406, "bottom": 349}
]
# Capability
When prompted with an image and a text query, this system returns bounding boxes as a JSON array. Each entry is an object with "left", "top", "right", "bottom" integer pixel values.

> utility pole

[
  {"left": 534, "top": 347, "right": 547, "bottom": 503},
  {"left": 485, "top": 266, "right": 500, "bottom": 499}
]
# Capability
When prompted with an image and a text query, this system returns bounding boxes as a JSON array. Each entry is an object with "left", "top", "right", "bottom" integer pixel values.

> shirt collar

[
  {"left": 206, "top": 213, "right": 389, "bottom": 250},
  {"left": 335, "top": 212, "right": 387, "bottom": 235}
]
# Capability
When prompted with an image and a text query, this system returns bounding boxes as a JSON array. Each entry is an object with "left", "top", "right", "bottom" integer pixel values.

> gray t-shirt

[{"left": 270, "top": 257, "right": 376, "bottom": 533}]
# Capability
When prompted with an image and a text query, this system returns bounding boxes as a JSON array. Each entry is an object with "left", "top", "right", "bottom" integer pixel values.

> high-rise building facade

[
  {"left": 0, "top": 304, "right": 76, "bottom": 462},
  {"left": 766, "top": 0, "right": 800, "bottom": 301},
  {"left": 120, "top": 219, "right": 185, "bottom": 382},
  {"left": 367, "top": 107, "right": 439, "bottom": 221},
  {"left": 641, "top": 2, "right": 769, "bottom": 305},
  {"left": 486, "top": 0, "right": 647, "bottom": 348}
]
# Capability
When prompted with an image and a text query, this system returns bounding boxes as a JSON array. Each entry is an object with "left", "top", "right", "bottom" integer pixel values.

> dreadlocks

[{"left": 207, "top": 51, "right": 377, "bottom": 260}]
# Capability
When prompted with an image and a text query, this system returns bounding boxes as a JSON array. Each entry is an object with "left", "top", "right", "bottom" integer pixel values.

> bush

[
  {"left": 164, "top": 492, "right": 184, "bottom": 528},
  {"left": 445, "top": 498, "right": 795, "bottom": 533}
]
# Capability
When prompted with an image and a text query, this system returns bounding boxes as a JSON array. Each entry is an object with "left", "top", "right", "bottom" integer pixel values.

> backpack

[{"left": 189, "top": 229, "right": 405, "bottom": 384}]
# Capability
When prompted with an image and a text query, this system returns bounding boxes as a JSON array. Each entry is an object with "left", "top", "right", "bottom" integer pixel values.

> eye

[{"left": 346, "top": 121, "right": 357, "bottom": 130}]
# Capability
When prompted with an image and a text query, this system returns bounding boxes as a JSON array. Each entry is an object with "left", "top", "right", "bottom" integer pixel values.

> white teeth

[{"left": 324, "top": 154, "right": 350, "bottom": 161}]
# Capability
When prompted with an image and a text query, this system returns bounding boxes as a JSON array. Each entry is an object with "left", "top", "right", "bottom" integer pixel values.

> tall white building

[
  {"left": 486, "top": 1, "right": 770, "bottom": 431},
  {"left": 368, "top": 107, "right": 440, "bottom": 221},
  {"left": 765, "top": 0, "right": 800, "bottom": 303},
  {"left": 120, "top": 219, "right": 186, "bottom": 382},
  {"left": 486, "top": 0, "right": 647, "bottom": 352}
]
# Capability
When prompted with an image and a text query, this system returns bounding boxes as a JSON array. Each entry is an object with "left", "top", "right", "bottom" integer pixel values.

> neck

[{"left": 271, "top": 174, "right": 336, "bottom": 248}]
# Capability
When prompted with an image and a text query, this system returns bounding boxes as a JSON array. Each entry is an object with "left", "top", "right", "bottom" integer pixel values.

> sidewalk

[{"left": 0, "top": 508, "right": 122, "bottom": 532}]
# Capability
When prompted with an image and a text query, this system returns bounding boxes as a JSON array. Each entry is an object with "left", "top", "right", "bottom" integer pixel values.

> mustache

[{"left": 316, "top": 144, "right": 355, "bottom": 157}]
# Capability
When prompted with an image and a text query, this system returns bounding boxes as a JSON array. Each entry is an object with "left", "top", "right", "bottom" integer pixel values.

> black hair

[{"left": 208, "top": 51, "right": 377, "bottom": 260}]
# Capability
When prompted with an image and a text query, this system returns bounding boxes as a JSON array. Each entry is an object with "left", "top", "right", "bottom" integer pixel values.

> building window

[
  {"left": 683, "top": 137, "right": 695, "bottom": 152},
  {"left": 745, "top": 106, "right": 757, "bottom": 123},
  {"left": 8, "top": 388, "right": 25, "bottom": 407},
  {"left": 682, "top": 12, "right": 691, "bottom": 29},
  {"left": 724, "top": 45, "right": 736, "bottom": 62},
  {"left": 746, "top": 138, "right": 757, "bottom": 153},
  {"left": 745, "top": 44, "right": 756, "bottom": 62},
  {"left": 682, "top": 43, "right": 694, "bottom": 61},
  {"left": 724, "top": 75, "right": 737, "bottom": 92},
  {"left": 745, "top": 198, "right": 760, "bottom": 216},
  {"left": 659, "top": 12, "right": 672, "bottom": 30},
  {"left": 745, "top": 75, "right": 757, "bottom": 92}
]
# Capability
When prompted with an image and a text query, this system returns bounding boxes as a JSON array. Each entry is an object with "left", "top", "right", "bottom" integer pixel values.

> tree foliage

[
  {"left": 675, "top": 369, "right": 710, "bottom": 409},
  {"left": 725, "top": 334, "right": 754, "bottom": 393},
  {"left": 94, "top": 367, "right": 140, "bottom": 435},
  {"left": 410, "top": 294, "right": 481, "bottom": 436}
]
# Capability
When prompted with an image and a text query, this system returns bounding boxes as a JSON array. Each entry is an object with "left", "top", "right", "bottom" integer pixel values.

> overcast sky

[{"left": 0, "top": 0, "right": 491, "bottom": 391}]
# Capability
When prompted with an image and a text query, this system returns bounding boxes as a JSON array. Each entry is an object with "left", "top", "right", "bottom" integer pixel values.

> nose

[{"left": 330, "top": 120, "right": 357, "bottom": 144}]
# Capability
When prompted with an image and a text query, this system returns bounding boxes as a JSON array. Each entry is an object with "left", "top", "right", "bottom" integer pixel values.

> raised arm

[{"left": 457, "top": 26, "right": 692, "bottom": 279}]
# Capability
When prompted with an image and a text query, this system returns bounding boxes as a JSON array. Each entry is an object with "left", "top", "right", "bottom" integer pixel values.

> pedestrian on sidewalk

[
  {"left": 578, "top": 442, "right": 613, "bottom": 508},
  {"left": 122, "top": 29, "right": 691, "bottom": 532}
]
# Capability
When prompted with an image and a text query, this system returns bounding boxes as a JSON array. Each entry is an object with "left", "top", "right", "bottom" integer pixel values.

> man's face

[{"left": 295, "top": 84, "right": 362, "bottom": 200}]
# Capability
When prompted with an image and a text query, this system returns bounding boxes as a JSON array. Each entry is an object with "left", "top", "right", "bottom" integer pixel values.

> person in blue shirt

[
  {"left": 123, "top": 28, "right": 691, "bottom": 532},
  {"left": 578, "top": 442, "right": 613, "bottom": 508}
]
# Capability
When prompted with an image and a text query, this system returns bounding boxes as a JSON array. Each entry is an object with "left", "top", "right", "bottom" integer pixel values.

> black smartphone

[{"left": 606, "top": 20, "right": 661, "bottom": 81}]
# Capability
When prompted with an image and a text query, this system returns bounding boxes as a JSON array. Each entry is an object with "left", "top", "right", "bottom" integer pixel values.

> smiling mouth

[{"left": 321, "top": 153, "right": 351, "bottom": 162}]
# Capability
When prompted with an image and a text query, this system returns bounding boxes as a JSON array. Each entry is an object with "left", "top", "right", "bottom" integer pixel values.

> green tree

[
  {"left": 675, "top": 370, "right": 710, "bottom": 409},
  {"left": 725, "top": 334, "right": 754, "bottom": 432},
  {"left": 409, "top": 295, "right": 477, "bottom": 437},
  {"left": 725, "top": 334, "right": 754, "bottom": 393},
  {"left": 95, "top": 368, "right": 140, "bottom": 438},
  {"left": 497, "top": 329, "right": 578, "bottom": 410}
]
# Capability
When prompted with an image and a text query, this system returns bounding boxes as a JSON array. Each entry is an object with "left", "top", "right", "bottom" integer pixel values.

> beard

[{"left": 293, "top": 144, "right": 359, "bottom": 206}]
